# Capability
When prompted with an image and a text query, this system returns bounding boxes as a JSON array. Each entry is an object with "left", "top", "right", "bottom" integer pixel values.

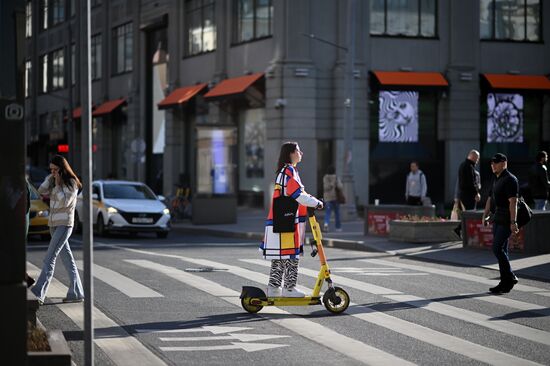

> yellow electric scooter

[{"left": 240, "top": 207, "right": 350, "bottom": 314}]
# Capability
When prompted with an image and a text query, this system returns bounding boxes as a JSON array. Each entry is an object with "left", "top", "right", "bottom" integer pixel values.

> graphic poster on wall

[
  {"left": 487, "top": 93, "right": 524, "bottom": 143},
  {"left": 378, "top": 91, "right": 419, "bottom": 142}
]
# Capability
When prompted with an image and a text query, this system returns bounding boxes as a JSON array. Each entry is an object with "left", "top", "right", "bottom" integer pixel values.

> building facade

[{"left": 24, "top": 0, "right": 550, "bottom": 210}]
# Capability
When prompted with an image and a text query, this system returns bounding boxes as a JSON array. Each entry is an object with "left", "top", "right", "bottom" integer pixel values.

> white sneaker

[
  {"left": 266, "top": 286, "right": 282, "bottom": 297},
  {"left": 323, "top": 224, "right": 329, "bottom": 232},
  {"left": 282, "top": 287, "right": 306, "bottom": 298}
]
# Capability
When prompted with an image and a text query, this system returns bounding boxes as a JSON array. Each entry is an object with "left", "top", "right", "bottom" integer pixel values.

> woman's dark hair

[
  {"left": 276, "top": 141, "right": 298, "bottom": 172},
  {"left": 326, "top": 165, "right": 335, "bottom": 175},
  {"left": 50, "top": 155, "right": 82, "bottom": 190}
]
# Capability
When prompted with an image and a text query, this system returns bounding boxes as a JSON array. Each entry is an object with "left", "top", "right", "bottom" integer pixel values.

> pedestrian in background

[
  {"left": 260, "top": 142, "right": 323, "bottom": 298},
  {"left": 528, "top": 151, "right": 550, "bottom": 210},
  {"left": 322, "top": 165, "right": 343, "bottom": 232},
  {"left": 482, "top": 153, "right": 519, "bottom": 294},
  {"left": 31, "top": 155, "right": 84, "bottom": 304},
  {"left": 405, "top": 161, "right": 427, "bottom": 206},
  {"left": 453, "top": 150, "right": 481, "bottom": 237}
]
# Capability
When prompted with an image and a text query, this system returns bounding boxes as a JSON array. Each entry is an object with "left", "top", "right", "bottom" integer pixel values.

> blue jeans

[
  {"left": 492, "top": 223, "right": 515, "bottom": 283},
  {"left": 31, "top": 226, "right": 84, "bottom": 302},
  {"left": 533, "top": 199, "right": 547, "bottom": 210},
  {"left": 324, "top": 200, "right": 341, "bottom": 229}
]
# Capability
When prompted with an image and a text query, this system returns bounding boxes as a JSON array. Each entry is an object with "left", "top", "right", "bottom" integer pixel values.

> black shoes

[
  {"left": 490, "top": 277, "right": 518, "bottom": 294},
  {"left": 26, "top": 275, "right": 35, "bottom": 288},
  {"left": 453, "top": 226, "right": 462, "bottom": 239}
]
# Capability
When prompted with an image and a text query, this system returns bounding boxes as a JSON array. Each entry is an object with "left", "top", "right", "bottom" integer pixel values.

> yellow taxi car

[{"left": 28, "top": 183, "right": 50, "bottom": 240}]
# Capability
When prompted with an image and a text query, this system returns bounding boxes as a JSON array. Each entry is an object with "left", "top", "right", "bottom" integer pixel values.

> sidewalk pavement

[{"left": 171, "top": 207, "right": 550, "bottom": 283}]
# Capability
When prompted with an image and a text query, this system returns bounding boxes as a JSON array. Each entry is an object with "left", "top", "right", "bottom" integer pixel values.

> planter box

[
  {"left": 389, "top": 220, "right": 461, "bottom": 243},
  {"left": 28, "top": 329, "right": 72, "bottom": 366},
  {"left": 365, "top": 204, "right": 436, "bottom": 236},
  {"left": 462, "top": 210, "right": 550, "bottom": 255}
]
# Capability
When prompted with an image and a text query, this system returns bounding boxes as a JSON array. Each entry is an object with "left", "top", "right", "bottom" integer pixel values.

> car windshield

[{"left": 102, "top": 184, "right": 157, "bottom": 200}]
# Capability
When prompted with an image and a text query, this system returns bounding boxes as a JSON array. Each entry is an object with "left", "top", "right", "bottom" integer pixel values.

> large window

[
  {"left": 26, "top": 1, "right": 32, "bottom": 38},
  {"left": 234, "top": 0, "right": 273, "bottom": 43},
  {"left": 40, "top": 54, "right": 48, "bottom": 93},
  {"left": 185, "top": 0, "right": 216, "bottom": 56},
  {"left": 52, "top": 0, "right": 65, "bottom": 25},
  {"left": 91, "top": 34, "right": 102, "bottom": 80},
  {"left": 113, "top": 23, "right": 133, "bottom": 74},
  {"left": 480, "top": 0, "right": 541, "bottom": 41},
  {"left": 239, "top": 109, "right": 265, "bottom": 192},
  {"left": 370, "top": 0, "right": 437, "bottom": 37},
  {"left": 25, "top": 60, "right": 31, "bottom": 98},
  {"left": 52, "top": 48, "right": 64, "bottom": 90}
]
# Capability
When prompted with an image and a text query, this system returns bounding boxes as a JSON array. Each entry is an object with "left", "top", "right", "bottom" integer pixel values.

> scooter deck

[{"left": 249, "top": 296, "right": 322, "bottom": 307}]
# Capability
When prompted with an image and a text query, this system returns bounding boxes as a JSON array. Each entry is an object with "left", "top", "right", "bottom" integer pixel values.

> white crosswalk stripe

[
  {"left": 106, "top": 245, "right": 545, "bottom": 365},
  {"left": 360, "top": 258, "right": 550, "bottom": 297},
  {"left": 75, "top": 260, "right": 163, "bottom": 298}
]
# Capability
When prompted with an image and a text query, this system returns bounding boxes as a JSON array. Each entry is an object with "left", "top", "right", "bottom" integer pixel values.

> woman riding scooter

[{"left": 259, "top": 142, "right": 323, "bottom": 298}]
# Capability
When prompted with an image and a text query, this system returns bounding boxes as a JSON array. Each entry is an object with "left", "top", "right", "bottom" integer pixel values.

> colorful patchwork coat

[{"left": 260, "top": 164, "right": 321, "bottom": 260}]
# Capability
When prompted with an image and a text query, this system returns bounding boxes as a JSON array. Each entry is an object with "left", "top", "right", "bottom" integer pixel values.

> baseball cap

[{"left": 491, "top": 153, "right": 507, "bottom": 163}]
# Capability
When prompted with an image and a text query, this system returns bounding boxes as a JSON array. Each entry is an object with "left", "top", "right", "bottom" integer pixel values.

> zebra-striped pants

[{"left": 268, "top": 259, "right": 299, "bottom": 289}]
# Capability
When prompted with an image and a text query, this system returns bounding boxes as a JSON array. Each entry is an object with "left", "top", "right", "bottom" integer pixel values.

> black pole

[{"left": 0, "top": 0, "right": 28, "bottom": 364}]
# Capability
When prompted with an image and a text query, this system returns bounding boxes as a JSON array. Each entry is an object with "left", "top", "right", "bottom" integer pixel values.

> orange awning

[
  {"left": 204, "top": 73, "right": 264, "bottom": 100},
  {"left": 92, "top": 98, "right": 127, "bottom": 117},
  {"left": 372, "top": 71, "right": 449, "bottom": 88},
  {"left": 482, "top": 74, "right": 550, "bottom": 91},
  {"left": 157, "top": 83, "right": 207, "bottom": 109}
]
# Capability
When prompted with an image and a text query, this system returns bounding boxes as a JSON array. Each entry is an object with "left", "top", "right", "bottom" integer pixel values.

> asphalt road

[{"left": 26, "top": 230, "right": 550, "bottom": 366}]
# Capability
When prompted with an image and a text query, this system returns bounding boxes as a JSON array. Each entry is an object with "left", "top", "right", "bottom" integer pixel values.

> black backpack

[{"left": 516, "top": 196, "right": 532, "bottom": 228}]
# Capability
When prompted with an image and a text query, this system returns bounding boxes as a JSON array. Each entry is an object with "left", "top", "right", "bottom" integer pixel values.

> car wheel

[
  {"left": 156, "top": 231, "right": 168, "bottom": 239},
  {"left": 97, "top": 214, "right": 106, "bottom": 237},
  {"left": 74, "top": 211, "right": 82, "bottom": 234}
]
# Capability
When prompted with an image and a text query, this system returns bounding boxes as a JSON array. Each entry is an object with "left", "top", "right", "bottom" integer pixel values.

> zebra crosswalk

[{"left": 27, "top": 243, "right": 550, "bottom": 366}]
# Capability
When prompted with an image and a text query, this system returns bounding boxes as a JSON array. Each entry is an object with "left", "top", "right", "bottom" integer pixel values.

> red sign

[
  {"left": 57, "top": 144, "right": 69, "bottom": 153},
  {"left": 367, "top": 211, "right": 400, "bottom": 235},
  {"left": 465, "top": 218, "right": 525, "bottom": 252}
]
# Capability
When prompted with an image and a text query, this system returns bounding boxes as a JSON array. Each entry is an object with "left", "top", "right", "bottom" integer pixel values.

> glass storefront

[
  {"left": 238, "top": 108, "right": 265, "bottom": 193},
  {"left": 196, "top": 127, "right": 237, "bottom": 194},
  {"left": 369, "top": 91, "right": 443, "bottom": 204}
]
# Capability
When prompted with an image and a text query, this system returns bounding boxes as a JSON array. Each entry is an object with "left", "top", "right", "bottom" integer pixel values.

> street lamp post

[{"left": 303, "top": 0, "right": 358, "bottom": 220}]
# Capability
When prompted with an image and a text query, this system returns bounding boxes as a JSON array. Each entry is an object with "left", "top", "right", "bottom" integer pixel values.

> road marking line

[
  {"left": 159, "top": 333, "right": 290, "bottom": 342},
  {"left": 75, "top": 260, "right": 163, "bottom": 298},
  {"left": 126, "top": 259, "right": 415, "bottom": 366},
  {"left": 135, "top": 326, "right": 253, "bottom": 334},
  {"left": 160, "top": 342, "right": 287, "bottom": 352},
  {"left": 360, "top": 258, "right": 550, "bottom": 297},
  {"left": 26, "top": 262, "right": 168, "bottom": 366},
  {"left": 113, "top": 247, "right": 540, "bottom": 365},
  {"left": 243, "top": 259, "right": 550, "bottom": 347}
]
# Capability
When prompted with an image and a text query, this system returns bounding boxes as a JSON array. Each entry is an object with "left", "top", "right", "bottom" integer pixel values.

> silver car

[{"left": 75, "top": 180, "right": 171, "bottom": 238}]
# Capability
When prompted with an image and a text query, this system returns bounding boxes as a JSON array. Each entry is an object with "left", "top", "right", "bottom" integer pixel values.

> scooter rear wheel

[
  {"left": 323, "top": 287, "right": 350, "bottom": 314},
  {"left": 241, "top": 297, "right": 263, "bottom": 313}
]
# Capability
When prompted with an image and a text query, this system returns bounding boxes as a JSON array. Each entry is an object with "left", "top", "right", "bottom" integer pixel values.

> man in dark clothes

[
  {"left": 458, "top": 150, "right": 481, "bottom": 210},
  {"left": 482, "top": 153, "right": 519, "bottom": 294},
  {"left": 528, "top": 151, "right": 550, "bottom": 211},
  {"left": 453, "top": 150, "right": 481, "bottom": 238}
]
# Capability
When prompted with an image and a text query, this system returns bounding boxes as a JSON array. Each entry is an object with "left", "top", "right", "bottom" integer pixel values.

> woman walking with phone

[{"left": 31, "top": 155, "right": 84, "bottom": 304}]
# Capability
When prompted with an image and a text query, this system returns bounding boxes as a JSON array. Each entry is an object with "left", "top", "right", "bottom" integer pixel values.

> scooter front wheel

[
  {"left": 323, "top": 287, "right": 350, "bottom": 314},
  {"left": 241, "top": 297, "right": 263, "bottom": 313}
]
